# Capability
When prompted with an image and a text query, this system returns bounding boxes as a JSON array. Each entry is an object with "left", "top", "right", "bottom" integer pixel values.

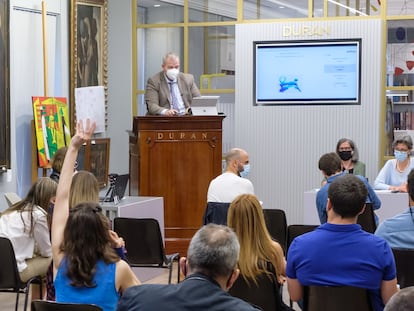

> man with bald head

[{"left": 207, "top": 148, "right": 254, "bottom": 203}]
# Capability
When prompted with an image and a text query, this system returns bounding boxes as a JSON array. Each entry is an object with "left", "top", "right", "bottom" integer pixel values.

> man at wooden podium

[{"left": 145, "top": 52, "right": 200, "bottom": 116}]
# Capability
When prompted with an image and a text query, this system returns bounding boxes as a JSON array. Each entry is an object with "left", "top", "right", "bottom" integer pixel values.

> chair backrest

[
  {"left": 357, "top": 203, "right": 377, "bottom": 233},
  {"left": 263, "top": 209, "right": 287, "bottom": 253},
  {"left": 31, "top": 300, "right": 103, "bottom": 311},
  {"left": 202, "top": 202, "right": 230, "bottom": 225},
  {"left": 0, "top": 237, "right": 22, "bottom": 289},
  {"left": 392, "top": 248, "right": 414, "bottom": 289},
  {"left": 286, "top": 224, "right": 318, "bottom": 256},
  {"left": 113, "top": 217, "right": 166, "bottom": 265},
  {"left": 303, "top": 285, "right": 373, "bottom": 311},
  {"left": 229, "top": 272, "right": 282, "bottom": 311},
  {"left": 4, "top": 192, "right": 21, "bottom": 207}
]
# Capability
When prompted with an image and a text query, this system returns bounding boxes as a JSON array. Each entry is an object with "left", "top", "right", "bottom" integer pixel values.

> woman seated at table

[
  {"left": 336, "top": 138, "right": 365, "bottom": 176},
  {"left": 374, "top": 135, "right": 414, "bottom": 192}
]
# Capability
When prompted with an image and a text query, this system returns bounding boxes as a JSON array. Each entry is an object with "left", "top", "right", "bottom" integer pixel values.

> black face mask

[{"left": 338, "top": 151, "right": 352, "bottom": 161}]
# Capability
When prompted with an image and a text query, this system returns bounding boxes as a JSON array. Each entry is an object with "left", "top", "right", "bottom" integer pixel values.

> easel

[{"left": 31, "top": 1, "right": 50, "bottom": 183}]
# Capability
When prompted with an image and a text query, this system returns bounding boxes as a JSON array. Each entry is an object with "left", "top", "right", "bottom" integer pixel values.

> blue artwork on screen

[
  {"left": 254, "top": 39, "right": 361, "bottom": 105},
  {"left": 279, "top": 77, "right": 301, "bottom": 93}
]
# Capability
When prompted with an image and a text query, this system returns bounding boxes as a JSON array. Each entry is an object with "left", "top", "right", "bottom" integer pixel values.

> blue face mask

[
  {"left": 394, "top": 150, "right": 408, "bottom": 162},
  {"left": 240, "top": 164, "right": 251, "bottom": 178}
]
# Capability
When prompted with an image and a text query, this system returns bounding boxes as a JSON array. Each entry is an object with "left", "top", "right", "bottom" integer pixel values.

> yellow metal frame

[{"left": 132, "top": 0, "right": 413, "bottom": 168}]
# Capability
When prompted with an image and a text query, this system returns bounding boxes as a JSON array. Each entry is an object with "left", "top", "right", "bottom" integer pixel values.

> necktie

[{"left": 169, "top": 82, "right": 180, "bottom": 111}]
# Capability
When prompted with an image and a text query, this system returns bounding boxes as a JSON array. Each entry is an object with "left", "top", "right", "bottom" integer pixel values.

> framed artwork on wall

[
  {"left": 0, "top": 0, "right": 9, "bottom": 171},
  {"left": 70, "top": 0, "right": 108, "bottom": 131},
  {"left": 77, "top": 138, "right": 110, "bottom": 188}
]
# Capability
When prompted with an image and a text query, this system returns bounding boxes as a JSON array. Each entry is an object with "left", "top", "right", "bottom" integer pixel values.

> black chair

[
  {"left": 113, "top": 217, "right": 180, "bottom": 284},
  {"left": 286, "top": 224, "right": 319, "bottom": 255},
  {"left": 263, "top": 209, "right": 287, "bottom": 254},
  {"left": 357, "top": 203, "right": 377, "bottom": 233},
  {"left": 202, "top": 202, "right": 230, "bottom": 225},
  {"left": 31, "top": 300, "right": 102, "bottom": 311},
  {"left": 0, "top": 237, "right": 43, "bottom": 311},
  {"left": 392, "top": 248, "right": 414, "bottom": 288},
  {"left": 229, "top": 272, "right": 283, "bottom": 311},
  {"left": 303, "top": 285, "right": 373, "bottom": 311},
  {"left": 286, "top": 224, "right": 319, "bottom": 308}
]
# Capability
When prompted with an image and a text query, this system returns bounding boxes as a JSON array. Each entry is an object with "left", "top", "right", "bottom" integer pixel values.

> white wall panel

[{"left": 236, "top": 20, "right": 382, "bottom": 224}]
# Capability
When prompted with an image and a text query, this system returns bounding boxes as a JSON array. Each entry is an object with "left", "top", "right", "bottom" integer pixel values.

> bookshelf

[{"left": 385, "top": 18, "right": 414, "bottom": 157}]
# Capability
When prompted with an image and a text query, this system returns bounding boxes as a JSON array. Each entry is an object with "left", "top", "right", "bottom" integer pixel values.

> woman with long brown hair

[{"left": 52, "top": 120, "right": 139, "bottom": 311}]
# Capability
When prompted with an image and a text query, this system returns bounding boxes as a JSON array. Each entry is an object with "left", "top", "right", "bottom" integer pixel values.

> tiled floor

[{"left": 0, "top": 263, "right": 301, "bottom": 310}]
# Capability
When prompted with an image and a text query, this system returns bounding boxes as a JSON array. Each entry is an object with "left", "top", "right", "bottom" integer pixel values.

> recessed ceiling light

[
  {"left": 154, "top": 4, "right": 161, "bottom": 7},
  {"left": 279, "top": 6, "right": 285, "bottom": 9}
]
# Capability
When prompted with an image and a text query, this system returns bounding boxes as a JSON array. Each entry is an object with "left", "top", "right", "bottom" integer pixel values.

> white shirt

[
  {"left": 0, "top": 205, "right": 51, "bottom": 272},
  {"left": 207, "top": 172, "right": 255, "bottom": 203}
]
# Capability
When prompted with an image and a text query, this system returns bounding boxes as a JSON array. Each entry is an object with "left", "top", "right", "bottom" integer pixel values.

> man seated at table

[
  {"left": 316, "top": 152, "right": 381, "bottom": 224},
  {"left": 287, "top": 174, "right": 398, "bottom": 311}
]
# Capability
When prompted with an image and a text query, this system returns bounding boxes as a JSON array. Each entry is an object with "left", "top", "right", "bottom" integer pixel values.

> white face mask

[{"left": 166, "top": 68, "right": 179, "bottom": 81}]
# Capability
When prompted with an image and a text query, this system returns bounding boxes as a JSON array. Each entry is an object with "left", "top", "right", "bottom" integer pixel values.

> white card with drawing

[{"left": 75, "top": 86, "right": 105, "bottom": 133}]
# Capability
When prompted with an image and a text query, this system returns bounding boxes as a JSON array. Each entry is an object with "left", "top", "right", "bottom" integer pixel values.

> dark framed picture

[
  {"left": 70, "top": 0, "right": 108, "bottom": 131},
  {"left": 77, "top": 138, "right": 110, "bottom": 187},
  {"left": 0, "top": 0, "right": 9, "bottom": 170}
]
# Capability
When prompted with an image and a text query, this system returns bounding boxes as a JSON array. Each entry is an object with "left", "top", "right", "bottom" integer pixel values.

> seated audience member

[
  {"left": 384, "top": 286, "right": 414, "bottom": 311},
  {"left": 374, "top": 136, "right": 414, "bottom": 192},
  {"left": 46, "top": 147, "right": 125, "bottom": 301},
  {"left": 316, "top": 152, "right": 381, "bottom": 224},
  {"left": 46, "top": 173, "right": 126, "bottom": 301},
  {"left": 52, "top": 120, "right": 140, "bottom": 311},
  {"left": 0, "top": 177, "right": 57, "bottom": 287},
  {"left": 117, "top": 224, "right": 261, "bottom": 311},
  {"left": 49, "top": 147, "right": 68, "bottom": 183},
  {"left": 287, "top": 174, "right": 398, "bottom": 311},
  {"left": 375, "top": 168, "right": 414, "bottom": 248},
  {"left": 227, "top": 194, "right": 291, "bottom": 310},
  {"left": 207, "top": 148, "right": 254, "bottom": 203},
  {"left": 145, "top": 52, "right": 200, "bottom": 116}
]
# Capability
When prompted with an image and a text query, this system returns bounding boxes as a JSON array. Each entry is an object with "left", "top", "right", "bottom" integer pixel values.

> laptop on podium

[{"left": 190, "top": 96, "right": 219, "bottom": 116}]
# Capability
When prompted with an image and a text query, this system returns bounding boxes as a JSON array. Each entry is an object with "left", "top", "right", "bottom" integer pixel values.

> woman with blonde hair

[
  {"left": 69, "top": 170, "right": 99, "bottom": 207},
  {"left": 228, "top": 193, "right": 290, "bottom": 310}
]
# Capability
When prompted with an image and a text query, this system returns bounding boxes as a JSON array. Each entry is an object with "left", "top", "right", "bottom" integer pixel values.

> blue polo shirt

[{"left": 287, "top": 223, "right": 396, "bottom": 311}]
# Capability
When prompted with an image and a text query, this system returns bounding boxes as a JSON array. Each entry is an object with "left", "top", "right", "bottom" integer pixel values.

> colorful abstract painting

[{"left": 32, "top": 97, "right": 71, "bottom": 167}]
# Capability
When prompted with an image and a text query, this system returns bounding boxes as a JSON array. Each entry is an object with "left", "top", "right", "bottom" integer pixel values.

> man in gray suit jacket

[{"left": 145, "top": 52, "right": 201, "bottom": 116}]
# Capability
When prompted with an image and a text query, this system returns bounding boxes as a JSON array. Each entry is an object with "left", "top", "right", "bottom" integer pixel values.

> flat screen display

[{"left": 254, "top": 39, "right": 361, "bottom": 105}]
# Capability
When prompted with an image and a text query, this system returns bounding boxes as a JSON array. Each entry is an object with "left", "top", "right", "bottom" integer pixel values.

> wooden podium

[{"left": 129, "top": 115, "right": 225, "bottom": 255}]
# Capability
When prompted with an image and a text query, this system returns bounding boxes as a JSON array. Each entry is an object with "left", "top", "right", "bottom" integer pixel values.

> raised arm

[{"left": 51, "top": 120, "right": 96, "bottom": 271}]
